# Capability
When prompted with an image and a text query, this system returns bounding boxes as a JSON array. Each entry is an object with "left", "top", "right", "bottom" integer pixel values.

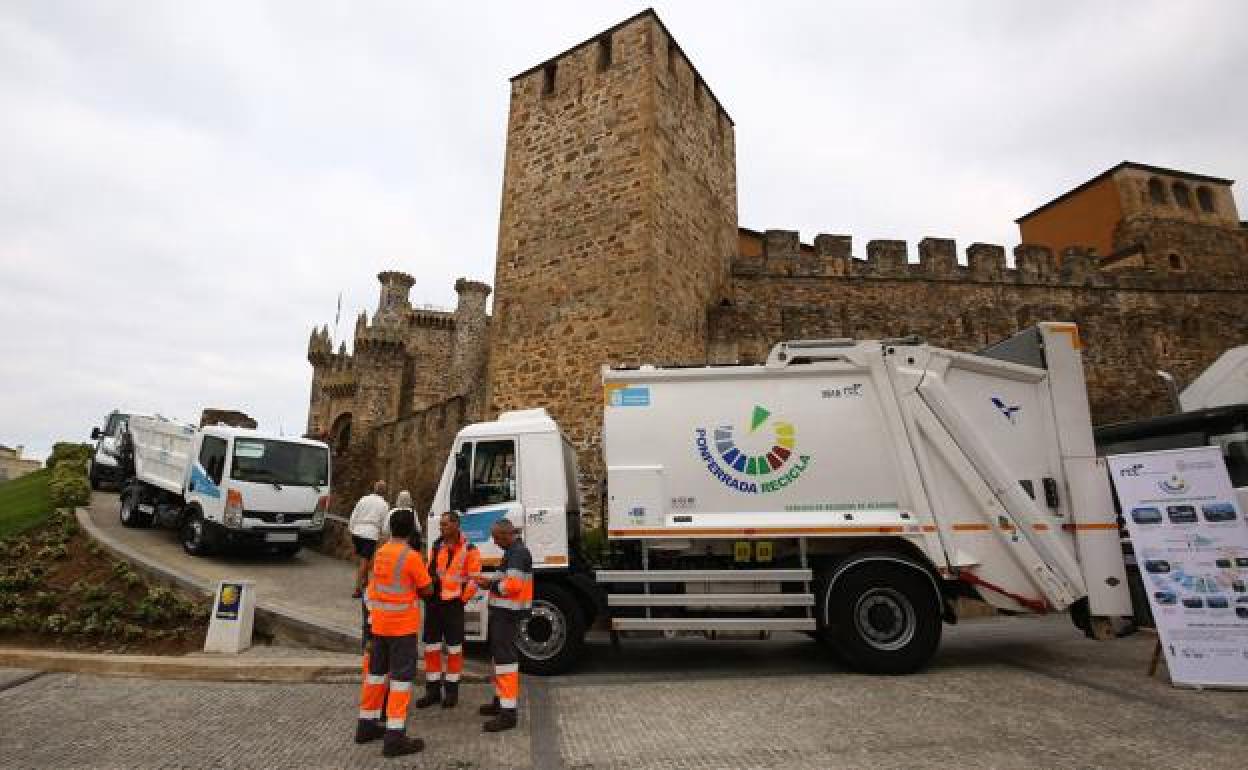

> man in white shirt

[{"left": 348, "top": 480, "right": 389, "bottom": 597}]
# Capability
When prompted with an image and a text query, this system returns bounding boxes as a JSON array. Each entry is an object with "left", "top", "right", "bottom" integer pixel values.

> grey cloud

[{"left": 1, "top": 0, "right": 1245, "bottom": 460}]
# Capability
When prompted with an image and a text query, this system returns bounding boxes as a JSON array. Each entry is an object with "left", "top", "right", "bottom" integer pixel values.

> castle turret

[
  {"left": 375, "top": 271, "right": 415, "bottom": 327},
  {"left": 450, "top": 278, "right": 492, "bottom": 418}
]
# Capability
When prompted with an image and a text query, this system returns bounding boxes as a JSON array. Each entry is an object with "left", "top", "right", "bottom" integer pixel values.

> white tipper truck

[
  {"left": 118, "top": 415, "right": 331, "bottom": 557},
  {"left": 427, "top": 323, "right": 1133, "bottom": 675}
]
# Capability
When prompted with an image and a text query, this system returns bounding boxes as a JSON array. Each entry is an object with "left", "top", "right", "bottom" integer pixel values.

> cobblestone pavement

[
  {"left": 87, "top": 490, "right": 359, "bottom": 635},
  {"left": 5, "top": 616, "right": 1248, "bottom": 768}
]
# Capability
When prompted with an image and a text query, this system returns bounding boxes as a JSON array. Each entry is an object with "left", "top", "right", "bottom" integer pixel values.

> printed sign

[
  {"left": 215, "top": 582, "right": 244, "bottom": 621},
  {"left": 461, "top": 508, "right": 509, "bottom": 544},
  {"left": 1109, "top": 447, "right": 1248, "bottom": 689},
  {"left": 694, "top": 404, "right": 812, "bottom": 495}
]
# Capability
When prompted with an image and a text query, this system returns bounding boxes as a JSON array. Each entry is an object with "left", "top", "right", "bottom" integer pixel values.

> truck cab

[
  {"left": 88, "top": 410, "right": 131, "bottom": 489},
  {"left": 428, "top": 409, "right": 593, "bottom": 672},
  {"left": 121, "top": 418, "right": 331, "bottom": 558}
]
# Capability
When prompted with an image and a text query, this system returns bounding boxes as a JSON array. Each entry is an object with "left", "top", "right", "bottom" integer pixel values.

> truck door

[
  {"left": 452, "top": 438, "right": 523, "bottom": 554},
  {"left": 189, "top": 434, "right": 228, "bottom": 524}
]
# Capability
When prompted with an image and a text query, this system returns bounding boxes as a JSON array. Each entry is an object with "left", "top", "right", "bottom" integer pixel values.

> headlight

[{"left": 224, "top": 489, "right": 244, "bottom": 528}]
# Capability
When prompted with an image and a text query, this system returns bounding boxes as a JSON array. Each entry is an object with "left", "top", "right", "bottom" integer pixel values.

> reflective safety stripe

[
  {"left": 425, "top": 641, "right": 444, "bottom": 652},
  {"left": 367, "top": 600, "right": 415, "bottom": 612},
  {"left": 504, "top": 568, "right": 530, "bottom": 579},
  {"left": 500, "top": 698, "right": 517, "bottom": 708},
  {"left": 446, "top": 644, "right": 463, "bottom": 655},
  {"left": 389, "top": 680, "right": 412, "bottom": 692},
  {"left": 494, "top": 662, "right": 519, "bottom": 674},
  {"left": 375, "top": 545, "right": 413, "bottom": 595},
  {"left": 359, "top": 709, "right": 381, "bottom": 719},
  {"left": 365, "top": 674, "right": 387, "bottom": 685},
  {"left": 490, "top": 597, "right": 531, "bottom": 611},
  {"left": 386, "top": 718, "right": 406, "bottom": 730},
  {"left": 426, "top": 671, "right": 442, "bottom": 681},
  {"left": 445, "top": 672, "right": 461, "bottom": 683}
]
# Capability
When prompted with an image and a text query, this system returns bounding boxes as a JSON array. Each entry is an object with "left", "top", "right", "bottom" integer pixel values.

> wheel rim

[
  {"left": 184, "top": 518, "right": 202, "bottom": 550},
  {"left": 854, "top": 587, "right": 916, "bottom": 652},
  {"left": 516, "top": 599, "right": 566, "bottom": 662},
  {"left": 120, "top": 496, "right": 133, "bottom": 523}
]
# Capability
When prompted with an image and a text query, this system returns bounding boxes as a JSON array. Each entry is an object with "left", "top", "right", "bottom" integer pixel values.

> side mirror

[{"left": 91, "top": 427, "right": 102, "bottom": 441}]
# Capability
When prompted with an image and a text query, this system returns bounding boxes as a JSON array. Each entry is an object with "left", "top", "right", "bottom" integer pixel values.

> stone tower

[
  {"left": 450, "top": 278, "right": 492, "bottom": 418},
  {"left": 486, "top": 9, "right": 738, "bottom": 508}
]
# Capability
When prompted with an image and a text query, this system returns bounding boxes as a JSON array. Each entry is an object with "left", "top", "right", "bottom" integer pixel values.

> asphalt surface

[{"left": 4, "top": 615, "right": 1248, "bottom": 768}]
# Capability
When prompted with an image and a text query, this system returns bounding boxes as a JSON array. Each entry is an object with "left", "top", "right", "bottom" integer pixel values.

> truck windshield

[{"left": 230, "top": 439, "right": 329, "bottom": 487}]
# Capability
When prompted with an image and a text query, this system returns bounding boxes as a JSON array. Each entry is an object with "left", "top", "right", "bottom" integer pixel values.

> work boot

[
  {"left": 478, "top": 697, "right": 500, "bottom": 717},
  {"left": 483, "top": 708, "right": 517, "bottom": 733},
  {"left": 413, "top": 681, "right": 442, "bottom": 709},
  {"left": 382, "top": 731, "right": 425, "bottom": 758},
  {"left": 353, "top": 719, "right": 385, "bottom": 744},
  {"left": 441, "top": 681, "right": 459, "bottom": 708}
]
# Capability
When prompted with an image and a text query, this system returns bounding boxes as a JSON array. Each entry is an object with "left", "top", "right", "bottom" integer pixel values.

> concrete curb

[
  {"left": 0, "top": 647, "right": 364, "bottom": 684},
  {"left": 0, "top": 647, "right": 492, "bottom": 684}
]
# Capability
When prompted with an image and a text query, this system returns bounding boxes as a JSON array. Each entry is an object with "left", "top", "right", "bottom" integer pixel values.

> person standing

[
  {"left": 381, "top": 490, "right": 423, "bottom": 551},
  {"left": 354, "top": 508, "right": 433, "bottom": 758},
  {"left": 348, "top": 480, "right": 389, "bottom": 598},
  {"left": 474, "top": 518, "right": 532, "bottom": 733},
  {"left": 414, "top": 511, "right": 481, "bottom": 709}
]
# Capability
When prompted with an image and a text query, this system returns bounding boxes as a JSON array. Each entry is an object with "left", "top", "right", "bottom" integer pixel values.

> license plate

[{"left": 265, "top": 532, "right": 298, "bottom": 543}]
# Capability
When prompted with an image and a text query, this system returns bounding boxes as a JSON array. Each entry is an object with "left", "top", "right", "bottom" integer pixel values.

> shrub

[
  {"left": 42, "top": 613, "right": 69, "bottom": 634},
  {"left": 49, "top": 472, "right": 90, "bottom": 510},
  {"left": 45, "top": 443, "right": 92, "bottom": 474},
  {"left": 34, "top": 544, "right": 68, "bottom": 562}
]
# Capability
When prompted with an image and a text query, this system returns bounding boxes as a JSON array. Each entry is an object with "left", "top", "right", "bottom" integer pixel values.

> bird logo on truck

[{"left": 694, "top": 405, "right": 811, "bottom": 494}]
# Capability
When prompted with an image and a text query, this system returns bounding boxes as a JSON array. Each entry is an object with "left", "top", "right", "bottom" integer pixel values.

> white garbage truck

[
  {"left": 428, "top": 322, "right": 1133, "bottom": 675},
  {"left": 118, "top": 415, "right": 332, "bottom": 557}
]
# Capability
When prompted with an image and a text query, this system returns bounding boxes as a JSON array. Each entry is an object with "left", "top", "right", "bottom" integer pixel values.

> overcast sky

[{"left": 2, "top": 1, "right": 1245, "bottom": 462}]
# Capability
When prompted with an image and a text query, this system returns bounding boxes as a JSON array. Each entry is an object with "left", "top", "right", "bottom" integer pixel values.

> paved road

[
  {"left": 87, "top": 490, "right": 360, "bottom": 639},
  {"left": 5, "top": 615, "right": 1248, "bottom": 768}
]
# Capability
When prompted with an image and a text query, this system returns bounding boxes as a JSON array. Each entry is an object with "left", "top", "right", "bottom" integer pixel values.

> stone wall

[
  {"left": 486, "top": 12, "right": 737, "bottom": 514},
  {"left": 723, "top": 230, "right": 1248, "bottom": 425}
]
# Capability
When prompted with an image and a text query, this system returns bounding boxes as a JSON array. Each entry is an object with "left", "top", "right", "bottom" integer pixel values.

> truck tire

[
  {"left": 517, "top": 582, "right": 586, "bottom": 676},
  {"left": 118, "top": 487, "right": 151, "bottom": 528},
  {"left": 820, "top": 559, "right": 943, "bottom": 675},
  {"left": 88, "top": 462, "right": 101, "bottom": 491},
  {"left": 273, "top": 544, "right": 302, "bottom": 559},
  {"left": 181, "top": 509, "right": 214, "bottom": 557}
]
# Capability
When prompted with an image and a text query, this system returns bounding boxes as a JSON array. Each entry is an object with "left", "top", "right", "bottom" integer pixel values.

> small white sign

[
  {"left": 204, "top": 579, "right": 256, "bottom": 654},
  {"left": 1109, "top": 447, "right": 1248, "bottom": 689}
]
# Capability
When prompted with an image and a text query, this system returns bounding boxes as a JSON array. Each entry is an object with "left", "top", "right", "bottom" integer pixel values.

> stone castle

[{"left": 307, "top": 9, "right": 1248, "bottom": 518}]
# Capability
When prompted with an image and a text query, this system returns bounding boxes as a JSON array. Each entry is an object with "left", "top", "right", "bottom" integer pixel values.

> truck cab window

[
  {"left": 471, "top": 440, "right": 516, "bottom": 506},
  {"left": 199, "top": 436, "right": 227, "bottom": 485}
]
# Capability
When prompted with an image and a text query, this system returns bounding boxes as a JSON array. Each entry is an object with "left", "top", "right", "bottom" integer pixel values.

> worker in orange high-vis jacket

[
  {"left": 354, "top": 508, "right": 434, "bottom": 758},
  {"left": 473, "top": 517, "right": 533, "bottom": 733},
  {"left": 414, "top": 510, "right": 482, "bottom": 710}
]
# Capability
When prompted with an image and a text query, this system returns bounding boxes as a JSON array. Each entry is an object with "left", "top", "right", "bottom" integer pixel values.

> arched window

[
  {"left": 1197, "top": 186, "right": 1215, "bottom": 213},
  {"left": 1168, "top": 253, "right": 1183, "bottom": 271},
  {"left": 1148, "top": 177, "right": 1166, "bottom": 204},
  {"left": 330, "top": 413, "right": 352, "bottom": 452},
  {"left": 1172, "top": 182, "right": 1192, "bottom": 209}
]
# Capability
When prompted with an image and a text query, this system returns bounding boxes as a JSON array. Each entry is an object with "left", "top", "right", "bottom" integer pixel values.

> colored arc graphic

[{"left": 713, "top": 406, "right": 796, "bottom": 476}]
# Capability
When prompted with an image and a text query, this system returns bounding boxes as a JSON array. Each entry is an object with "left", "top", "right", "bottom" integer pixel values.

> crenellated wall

[{"left": 724, "top": 229, "right": 1248, "bottom": 424}]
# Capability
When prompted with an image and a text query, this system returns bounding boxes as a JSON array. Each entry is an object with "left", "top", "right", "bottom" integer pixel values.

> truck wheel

[
  {"left": 118, "top": 488, "right": 151, "bottom": 528},
  {"left": 821, "top": 560, "right": 942, "bottom": 675},
  {"left": 181, "top": 510, "right": 213, "bottom": 556},
  {"left": 517, "top": 583, "right": 586, "bottom": 676},
  {"left": 88, "top": 463, "right": 101, "bottom": 491}
]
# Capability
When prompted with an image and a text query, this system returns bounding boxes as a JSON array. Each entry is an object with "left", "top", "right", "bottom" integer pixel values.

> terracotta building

[
  {"left": 1016, "top": 161, "right": 1241, "bottom": 272},
  {"left": 307, "top": 10, "right": 1248, "bottom": 520}
]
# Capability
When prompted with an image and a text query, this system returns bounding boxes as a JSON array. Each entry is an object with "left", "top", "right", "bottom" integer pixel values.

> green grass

[{"left": 0, "top": 469, "right": 53, "bottom": 540}]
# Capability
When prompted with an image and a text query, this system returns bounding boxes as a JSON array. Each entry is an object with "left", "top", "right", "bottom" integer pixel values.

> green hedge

[{"left": 46, "top": 442, "right": 92, "bottom": 474}]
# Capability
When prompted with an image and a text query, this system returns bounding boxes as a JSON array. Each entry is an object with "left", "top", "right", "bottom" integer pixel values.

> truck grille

[{"left": 244, "top": 510, "right": 313, "bottom": 524}]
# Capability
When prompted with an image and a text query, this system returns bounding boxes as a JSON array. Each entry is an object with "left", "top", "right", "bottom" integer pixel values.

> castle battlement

[{"left": 734, "top": 229, "right": 1248, "bottom": 291}]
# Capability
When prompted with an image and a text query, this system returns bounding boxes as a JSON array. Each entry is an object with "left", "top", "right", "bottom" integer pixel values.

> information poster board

[{"left": 1109, "top": 446, "right": 1248, "bottom": 688}]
